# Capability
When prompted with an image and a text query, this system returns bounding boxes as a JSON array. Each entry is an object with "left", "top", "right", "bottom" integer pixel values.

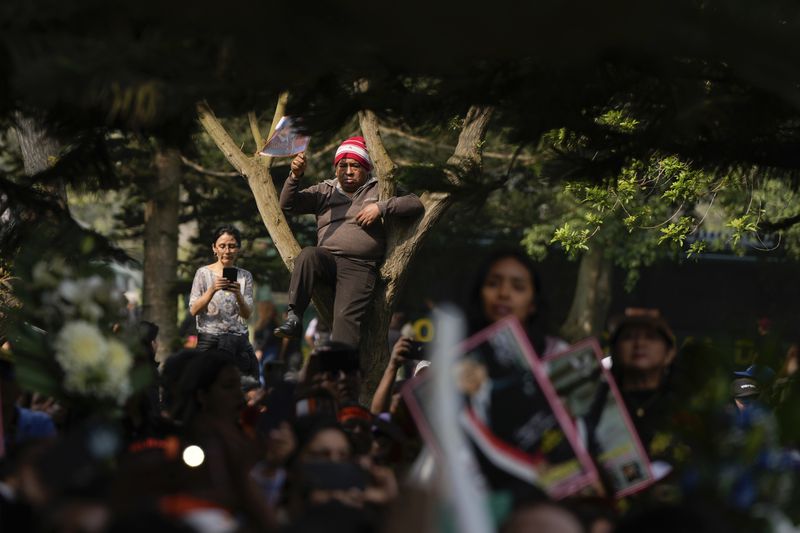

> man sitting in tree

[{"left": 274, "top": 136, "right": 424, "bottom": 347}]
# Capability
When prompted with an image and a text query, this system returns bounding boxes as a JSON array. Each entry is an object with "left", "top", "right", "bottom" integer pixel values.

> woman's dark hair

[
  {"left": 467, "top": 248, "right": 548, "bottom": 355},
  {"left": 171, "top": 351, "right": 239, "bottom": 425},
  {"left": 211, "top": 224, "right": 242, "bottom": 247},
  {"left": 137, "top": 321, "right": 159, "bottom": 363}
]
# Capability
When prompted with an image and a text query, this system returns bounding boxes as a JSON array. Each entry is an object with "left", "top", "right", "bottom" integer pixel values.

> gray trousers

[{"left": 288, "top": 247, "right": 378, "bottom": 347}]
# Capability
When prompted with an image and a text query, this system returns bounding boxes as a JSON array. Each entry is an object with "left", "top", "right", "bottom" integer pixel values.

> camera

[{"left": 407, "top": 340, "right": 429, "bottom": 360}]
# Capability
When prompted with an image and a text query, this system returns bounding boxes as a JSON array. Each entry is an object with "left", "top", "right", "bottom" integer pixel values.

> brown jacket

[{"left": 280, "top": 176, "right": 424, "bottom": 261}]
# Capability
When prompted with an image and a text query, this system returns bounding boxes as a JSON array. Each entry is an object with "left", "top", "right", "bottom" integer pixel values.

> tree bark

[
  {"left": 142, "top": 147, "right": 181, "bottom": 363},
  {"left": 197, "top": 98, "right": 493, "bottom": 400},
  {"left": 559, "top": 245, "right": 613, "bottom": 342}
]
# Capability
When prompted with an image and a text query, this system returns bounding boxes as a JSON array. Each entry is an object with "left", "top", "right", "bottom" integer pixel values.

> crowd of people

[
  {"left": 2, "top": 243, "right": 799, "bottom": 532},
  {"left": 2, "top": 136, "right": 800, "bottom": 532}
]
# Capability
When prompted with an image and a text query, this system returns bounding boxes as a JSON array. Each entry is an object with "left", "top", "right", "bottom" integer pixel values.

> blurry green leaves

[
  {"left": 521, "top": 225, "right": 552, "bottom": 261},
  {"left": 551, "top": 223, "right": 590, "bottom": 254},
  {"left": 726, "top": 214, "right": 759, "bottom": 246},
  {"left": 595, "top": 109, "right": 640, "bottom": 133},
  {"left": 522, "top": 148, "right": 735, "bottom": 291},
  {"left": 658, "top": 216, "right": 694, "bottom": 246},
  {"left": 687, "top": 240, "right": 707, "bottom": 257}
]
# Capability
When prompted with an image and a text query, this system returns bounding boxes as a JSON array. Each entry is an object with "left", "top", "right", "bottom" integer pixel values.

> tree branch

[
  {"left": 180, "top": 154, "right": 241, "bottom": 177},
  {"left": 379, "top": 125, "right": 540, "bottom": 164},
  {"left": 196, "top": 101, "right": 257, "bottom": 176},
  {"left": 358, "top": 109, "right": 398, "bottom": 199},
  {"left": 760, "top": 212, "right": 800, "bottom": 232},
  {"left": 263, "top": 92, "right": 289, "bottom": 170},
  {"left": 446, "top": 106, "right": 494, "bottom": 185},
  {"left": 248, "top": 111, "right": 263, "bottom": 152}
]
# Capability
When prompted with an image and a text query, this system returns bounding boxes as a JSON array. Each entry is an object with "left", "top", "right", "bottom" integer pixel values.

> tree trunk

[
  {"left": 13, "top": 112, "right": 66, "bottom": 206},
  {"left": 142, "top": 147, "right": 181, "bottom": 363},
  {"left": 559, "top": 245, "right": 613, "bottom": 342}
]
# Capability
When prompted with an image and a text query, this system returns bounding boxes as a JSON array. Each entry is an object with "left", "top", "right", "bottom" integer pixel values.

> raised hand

[{"left": 290, "top": 152, "right": 306, "bottom": 177}]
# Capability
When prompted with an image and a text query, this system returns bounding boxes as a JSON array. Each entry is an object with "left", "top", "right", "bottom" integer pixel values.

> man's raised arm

[{"left": 279, "top": 152, "right": 320, "bottom": 215}]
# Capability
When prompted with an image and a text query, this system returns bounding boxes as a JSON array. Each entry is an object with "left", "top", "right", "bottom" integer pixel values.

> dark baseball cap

[{"left": 731, "top": 377, "right": 761, "bottom": 399}]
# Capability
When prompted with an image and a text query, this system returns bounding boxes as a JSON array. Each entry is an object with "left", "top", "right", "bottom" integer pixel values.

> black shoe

[{"left": 274, "top": 313, "right": 302, "bottom": 339}]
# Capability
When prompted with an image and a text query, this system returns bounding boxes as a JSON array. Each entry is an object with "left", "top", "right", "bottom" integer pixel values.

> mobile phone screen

[{"left": 223, "top": 267, "right": 238, "bottom": 284}]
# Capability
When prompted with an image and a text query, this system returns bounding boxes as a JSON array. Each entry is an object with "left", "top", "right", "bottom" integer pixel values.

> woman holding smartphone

[{"left": 189, "top": 224, "right": 259, "bottom": 378}]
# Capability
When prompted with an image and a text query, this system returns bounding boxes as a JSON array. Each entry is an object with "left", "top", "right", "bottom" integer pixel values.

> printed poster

[
  {"left": 543, "top": 339, "right": 655, "bottom": 497},
  {"left": 258, "top": 116, "right": 310, "bottom": 157},
  {"left": 404, "top": 317, "right": 600, "bottom": 499}
]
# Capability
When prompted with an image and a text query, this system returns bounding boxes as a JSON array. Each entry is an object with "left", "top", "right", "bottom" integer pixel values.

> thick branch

[
  {"left": 196, "top": 101, "right": 258, "bottom": 176},
  {"left": 447, "top": 106, "right": 494, "bottom": 179},
  {"left": 760, "top": 213, "right": 800, "bottom": 232},
  {"left": 358, "top": 109, "right": 398, "bottom": 200}
]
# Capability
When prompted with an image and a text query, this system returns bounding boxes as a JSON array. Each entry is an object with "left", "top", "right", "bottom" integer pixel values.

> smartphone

[{"left": 222, "top": 267, "right": 238, "bottom": 284}]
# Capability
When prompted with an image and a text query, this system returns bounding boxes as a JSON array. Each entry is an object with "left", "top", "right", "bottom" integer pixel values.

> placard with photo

[
  {"left": 542, "top": 339, "right": 655, "bottom": 497},
  {"left": 258, "top": 116, "right": 310, "bottom": 157},
  {"left": 403, "top": 317, "right": 600, "bottom": 499}
]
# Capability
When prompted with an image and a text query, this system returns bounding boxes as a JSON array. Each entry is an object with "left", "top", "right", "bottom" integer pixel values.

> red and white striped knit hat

[{"left": 334, "top": 136, "right": 372, "bottom": 171}]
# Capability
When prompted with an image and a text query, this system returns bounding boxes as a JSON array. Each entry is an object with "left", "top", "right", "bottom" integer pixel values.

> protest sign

[
  {"left": 543, "top": 339, "right": 655, "bottom": 497},
  {"left": 404, "top": 317, "right": 600, "bottom": 499},
  {"left": 258, "top": 116, "right": 310, "bottom": 157}
]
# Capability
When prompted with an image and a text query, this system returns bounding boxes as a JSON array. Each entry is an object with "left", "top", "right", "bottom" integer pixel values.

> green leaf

[
  {"left": 551, "top": 222, "right": 590, "bottom": 255},
  {"left": 687, "top": 241, "right": 706, "bottom": 258}
]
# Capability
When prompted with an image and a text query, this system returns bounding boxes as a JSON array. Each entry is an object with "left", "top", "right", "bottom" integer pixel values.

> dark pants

[
  {"left": 288, "top": 246, "right": 378, "bottom": 347},
  {"left": 197, "top": 332, "right": 260, "bottom": 379}
]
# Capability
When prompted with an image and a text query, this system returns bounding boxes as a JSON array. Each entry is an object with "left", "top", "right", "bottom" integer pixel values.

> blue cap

[{"left": 733, "top": 364, "right": 775, "bottom": 384}]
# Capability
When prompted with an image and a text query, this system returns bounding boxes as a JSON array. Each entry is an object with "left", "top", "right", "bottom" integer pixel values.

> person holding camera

[{"left": 189, "top": 224, "right": 259, "bottom": 378}]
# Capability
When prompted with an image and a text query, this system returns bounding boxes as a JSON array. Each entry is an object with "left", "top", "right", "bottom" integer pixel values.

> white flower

[
  {"left": 101, "top": 339, "right": 133, "bottom": 403},
  {"left": 53, "top": 320, "right": 136, "bottom": 403},
  {"left": 54, "top": 321, "right": 107, "bottom": 374}
]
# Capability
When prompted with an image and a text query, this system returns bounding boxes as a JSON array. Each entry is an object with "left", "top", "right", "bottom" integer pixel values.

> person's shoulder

[
  {"left": 237, "top": 267, "right": 254, "bottom": 279},
  {"left": 192, "top": 265, "right": 210, "bottom": 280}
]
